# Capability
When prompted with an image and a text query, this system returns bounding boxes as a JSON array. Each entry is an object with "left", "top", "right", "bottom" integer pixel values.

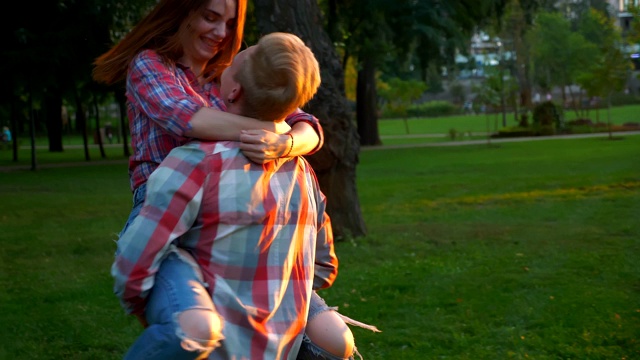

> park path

[
  {"left": 363, "top": 130, "right": 640, "bottom": 151},
  {"left": 2, "top": 131, "right": 639, "bottom": 172}
]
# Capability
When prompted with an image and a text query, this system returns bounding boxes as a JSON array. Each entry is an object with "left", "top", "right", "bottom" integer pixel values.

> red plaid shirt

[
  {"left": 125, "top": 49, "right": 323, "bottom": 191},
  {"left": 112, "top": 141, "right": 338, "bottom": 359}
]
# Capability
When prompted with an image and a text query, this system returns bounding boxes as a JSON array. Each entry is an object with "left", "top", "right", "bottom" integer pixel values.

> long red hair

[{"left": 93, "top": 0, "right": 246, "bottom": 85}]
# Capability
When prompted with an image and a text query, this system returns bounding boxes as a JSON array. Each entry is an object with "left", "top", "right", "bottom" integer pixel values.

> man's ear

[{"left": 228, "top": 85, "right": 244, "bottom": 104}]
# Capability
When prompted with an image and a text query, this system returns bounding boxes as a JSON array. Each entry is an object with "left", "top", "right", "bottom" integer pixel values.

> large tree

[
  {"left": 324, "top": 0, "right": 510, "bottom": 145},
  {"left": 528, "top": 11, "right": 597, "bottom": 113},
  {"left": 252, "top": 0, "right": 367, "bottom": 239}
]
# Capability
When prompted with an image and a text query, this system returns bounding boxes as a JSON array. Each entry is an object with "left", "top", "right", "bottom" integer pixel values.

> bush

[
  {"left": 622, "top": 122, "right": 640, "bottom": 129},
  {"left": 407, "top": 101, "right": 459, "bottom": 118},
  {"left": 380, "top": 105, "right": 406, "bottom": 119},
  {"left": 492, "top": 126, "right": 536, "bottom": 138},
  {"left": 566, "top": 118, "right": 593, "bottom": 126},
  {"left": 608, "top": 92, "right": 640, "bottom": 106},
  {"left": 533, "top": 101, "right": 563, "bottom": 126},
  {"left": 566, "top": 125, "right": 594, "bottom": 134},
  {"left": 537, "top": 124, "right": 556, "bottom": 136}
]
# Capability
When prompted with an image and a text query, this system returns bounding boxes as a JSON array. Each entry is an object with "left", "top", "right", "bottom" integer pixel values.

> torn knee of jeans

[
  {"left": 174, "top": 309, "right": 224, "bottom": 352},
  {"left": 301, "top": 335, "right": 358, "bottom": 360}
]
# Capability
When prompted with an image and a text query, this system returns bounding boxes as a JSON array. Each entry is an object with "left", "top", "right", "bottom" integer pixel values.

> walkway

[{"left": 363, "top": 130, "right": 640, "bottom": 151}]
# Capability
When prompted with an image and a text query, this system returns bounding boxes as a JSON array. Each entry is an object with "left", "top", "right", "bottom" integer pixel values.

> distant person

[
  {"left": 533, "top": 93, "right": 541, "bottom": 104},
  {"left": 104, "top": 122, "right": 113, "bottom": 144},
  {"left": 2, "top": 126, "right": 11, "bottom": 144},
  {"left": 463, "top": 101, "right": 473, "bottom": 114},
  {"left": 112, "top": 32, "right": 376, "bottom": 360}
]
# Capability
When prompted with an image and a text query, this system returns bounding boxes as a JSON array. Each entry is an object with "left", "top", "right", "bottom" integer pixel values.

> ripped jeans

[
  {"left": 123, "top": 250, "right": 361, "bottom": 360},
  {"left": 123, "top": 251, "right": 223, "bottom": 360},
  {"left": 298, "top": 297, "right": 360, "bottom": 360}
]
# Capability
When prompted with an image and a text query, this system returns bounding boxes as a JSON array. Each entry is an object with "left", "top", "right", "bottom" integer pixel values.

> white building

[{"left": 608, "top": 0, "right": 638, "bottom": 31}]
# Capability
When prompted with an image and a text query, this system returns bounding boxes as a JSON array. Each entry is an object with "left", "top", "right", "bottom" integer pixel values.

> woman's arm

[
  {"left": 286, "top": 120, "right": 323, "bottom": 157},
  {"left": 187, "top": 107, "right": 290, "bottom": 141}
]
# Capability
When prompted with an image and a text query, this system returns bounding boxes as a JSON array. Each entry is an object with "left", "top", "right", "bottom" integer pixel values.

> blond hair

[{"left": 234, "top": 32, "right": 320, "bottom": 122}]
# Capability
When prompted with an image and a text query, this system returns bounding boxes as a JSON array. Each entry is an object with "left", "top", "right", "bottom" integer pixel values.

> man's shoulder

[
  {"left": 159, "top": 141, "right": 239, "bottom": 175},
  {"left": 174, "top": 140, "right": 241, "bottom": 159}
]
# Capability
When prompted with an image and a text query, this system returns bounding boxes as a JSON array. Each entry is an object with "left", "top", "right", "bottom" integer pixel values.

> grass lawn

[
  {"left": 378, "top": 103, "right": 640, "bottom": 145},
  {"left": 1, "top": 134, "right": 639, "bottom": 359}
]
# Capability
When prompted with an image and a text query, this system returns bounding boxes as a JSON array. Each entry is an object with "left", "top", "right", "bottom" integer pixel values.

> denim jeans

[
  {"left": 124, "top": 251, "right": 222, "bottom": 360},
  {"left": 119, "top": 183, "right": 147, "bottom": 239}
]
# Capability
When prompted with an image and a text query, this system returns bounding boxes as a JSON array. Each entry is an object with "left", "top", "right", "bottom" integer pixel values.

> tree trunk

[
  {"left": 74, "top": 89, "right": 90, "bottom": 161},
  {"left": 44, "top": 92, "right": 64, "bottom": 152},
  {"left": 93, "top": 96, "right": 106, "bottom": 158},
  {"left": 253, "top": 0, "right": 367, "bottom": 239},
  {"left": 115, "top": 87, "right": 131, "bottom": 157},
  {"left": 28, "top": 91, "right": 37, "bottom": 171},
  {"left": 606, "top": 93, "right": 613, "bottom": 140},
  {"left": 356, "top": 57, "right": 381, "bottom": 146}
]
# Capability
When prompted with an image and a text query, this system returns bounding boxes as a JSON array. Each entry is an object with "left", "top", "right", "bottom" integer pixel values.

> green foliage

[
  {"left": 448, "top": 81, "right": 466, "bottom": 104},
  {"left": 406, "top": 101, "right": 459, "bottom": 118},
  {"left": 576, "top": 9, "right": 632, "bottom": 102},
  {"left": 528, "top": 11, "right": 598, "bottom": 93},
  {"left": 609, "top": 92, "right": 640, "bottom": 106},
  {"left": 494, "top": 126, "right": 536, "bottom": 138},
  {"left": 627, "top": 4, "right": 640, "bottom": 44},
  {"left": 471, "top": 68, "right": 502, "bottom": 107},
  {"left": 532, "top": 101, "right": 564, "bottom": 134},
  {"left": 448, "top": 128, "right": 458, "bottom": 140},
  {"left": 377, "top": 77, "right": 428, "bottom": 118}
]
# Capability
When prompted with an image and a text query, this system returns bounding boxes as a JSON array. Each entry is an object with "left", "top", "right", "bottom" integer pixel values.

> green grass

[
  {"left": 0, "top": 144, "right": 129, "bottom": 168},
  {"left": 378, "top": 103, "right": 640, "bottom": 142},
  {"left": 1, "top": 134, "right": 639, "bottom": 359}
]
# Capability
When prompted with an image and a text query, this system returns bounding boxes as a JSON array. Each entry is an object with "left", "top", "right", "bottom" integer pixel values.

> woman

[{"left": 93, "top": 0, "right": 323, "bottom": 235}]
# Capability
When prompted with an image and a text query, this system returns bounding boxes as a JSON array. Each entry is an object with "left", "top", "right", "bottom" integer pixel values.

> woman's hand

[{"left": 239, "top": 129, "right": 291, "bottom": 164}]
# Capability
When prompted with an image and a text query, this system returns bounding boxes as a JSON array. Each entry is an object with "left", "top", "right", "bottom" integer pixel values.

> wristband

[{"left": 283, "top": 133, "right": 294, "bottom": 157}]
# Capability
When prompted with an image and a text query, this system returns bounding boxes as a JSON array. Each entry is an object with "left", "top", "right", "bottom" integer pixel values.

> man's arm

[
  {"left": 111, "top": 145, "right": 208, "bottom": 315},
  {"left": 313, "top": 195, "right": 339, "bottom": 290}
]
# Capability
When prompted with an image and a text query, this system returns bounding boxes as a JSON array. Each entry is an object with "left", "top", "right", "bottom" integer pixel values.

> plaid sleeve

[
  {"left": 127, "top": 50, "right": 204, "bottom": 138},
  {"left": 307, "top": 167, "right": 338, "bottom": 290},
  {"left": 313, "top": 211, "right": 338, "bottom": 290},
  {"left": 111, "top": 144, "right": 208, "bottom": 315},
  {"left": 284, "top": 108, "right": 324, "bottom": 154}
]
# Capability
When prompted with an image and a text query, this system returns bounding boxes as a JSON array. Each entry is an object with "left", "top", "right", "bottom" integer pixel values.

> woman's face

[{"left": 182, "top": 0, "right": 237, "bottom": 72}]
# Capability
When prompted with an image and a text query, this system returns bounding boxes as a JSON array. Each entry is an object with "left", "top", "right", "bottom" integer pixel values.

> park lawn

[
  {"left": 378, "top": 103, "right": 640, "bottom": 138},
  {"left": 1, "top": 104, "right": 638, "bottom": 165},
  {"left": 0, "top": 145, "right": 129, "bottom": 169},
  {"left": 1, "top": 135, "right": 639, "bottom": 359}
]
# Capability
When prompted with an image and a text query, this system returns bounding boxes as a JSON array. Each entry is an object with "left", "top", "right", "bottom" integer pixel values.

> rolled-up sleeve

[{"left": 284, "top": 108, "right": 324, "bottom": 154}]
